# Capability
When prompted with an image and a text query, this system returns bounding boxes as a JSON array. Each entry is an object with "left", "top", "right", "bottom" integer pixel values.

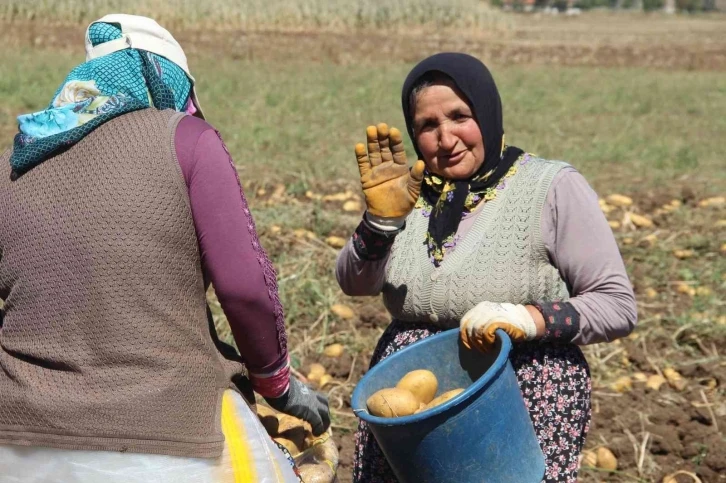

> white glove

[
  {"left": 364, "top": 211, "right": 406, "bottom": 231},
  {"left": 460, "top": 302, "right": 537, "bottom": 352}
]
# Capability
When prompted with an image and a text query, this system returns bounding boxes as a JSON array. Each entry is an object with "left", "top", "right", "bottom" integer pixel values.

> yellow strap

[{"left": 221, "top": 392, "right": 258, "bottom": 483}]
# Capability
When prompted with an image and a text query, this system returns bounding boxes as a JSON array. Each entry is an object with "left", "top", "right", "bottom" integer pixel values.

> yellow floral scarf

[{"left": 416, "top": 145, "right": 525, "bottom": 265}]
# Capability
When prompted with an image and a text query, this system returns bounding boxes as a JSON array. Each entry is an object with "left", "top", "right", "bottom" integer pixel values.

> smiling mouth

[{"left": 441, "top": 150, "right": 467, "bottom": 163}]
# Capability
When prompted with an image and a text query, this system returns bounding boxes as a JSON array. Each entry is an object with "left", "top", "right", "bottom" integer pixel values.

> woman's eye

[{"left": 453, "top": 112, "right": 469, "bottom": 122}]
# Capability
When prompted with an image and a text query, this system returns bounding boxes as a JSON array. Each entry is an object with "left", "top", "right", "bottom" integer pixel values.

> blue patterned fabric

[{"left": 10, "top": 22, "right": 192, "bottom": 178}]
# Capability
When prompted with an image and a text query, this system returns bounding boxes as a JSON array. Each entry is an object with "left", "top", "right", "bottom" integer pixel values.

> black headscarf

[{"left": 401, "top": 52, "right": 523, "bottom": 265}]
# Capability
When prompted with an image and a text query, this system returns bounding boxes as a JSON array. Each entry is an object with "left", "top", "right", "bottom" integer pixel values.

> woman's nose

[{"left": 438, "top": 123, "right": 458, "bottom": 151}]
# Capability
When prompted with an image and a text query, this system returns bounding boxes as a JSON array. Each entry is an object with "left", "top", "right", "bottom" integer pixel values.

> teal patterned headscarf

[{"left": 10, "top": 22, "right": 193, "bottom": 179}]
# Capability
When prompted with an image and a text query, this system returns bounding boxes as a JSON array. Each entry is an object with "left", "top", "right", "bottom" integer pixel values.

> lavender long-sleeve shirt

[
  {"left": 174, "top": 115, "right": 288, "bottom": 396},
  {"left": 336, "top": 167, "right": 637, "bottom": 345}
]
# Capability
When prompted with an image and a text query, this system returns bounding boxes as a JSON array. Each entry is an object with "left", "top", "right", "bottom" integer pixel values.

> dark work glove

[{"left": 265, "top": 377, "right": 330, "bottom": 436}]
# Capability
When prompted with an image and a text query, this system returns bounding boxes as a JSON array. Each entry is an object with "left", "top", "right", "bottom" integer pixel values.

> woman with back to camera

[{"left": 0, "top": 14, "right": 329, "bottom": 482}]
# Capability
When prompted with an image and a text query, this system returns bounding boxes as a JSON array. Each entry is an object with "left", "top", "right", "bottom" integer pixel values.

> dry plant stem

[
  {"left": 636, "top": 302, "right": 668, "bottom": 309},
  {"left": 689, "top": 335, "right": 712, "bottom": 357},
  {"left": 699, "top": 389, "right": 719, "bottom": 433},
  {"left": 325, "top": 382, "right": 355, "bottom": 408},
  {"left": 636, "top": 316, "right": 660, "bottom": 327},
  {"left": 330, "top": 409, "right": 357, "bottom": 419},
  {"left": 636, "top": 412, "right": 651, "bottom": 476},
  {"left": 680, "top": 356, "right": 721, "bottom": 367},
  {"left": 662, "top": 231, "right": 684, "bottom": 245},
  {"left": 624, "top": 428, "right": 641, "bottom": 474},
  {"left": 289, "top": 331, "right": 352, "bottom": 355},
  {"left": 599, "top": 347, "right": 624, "bottom": 366},
  {"left": 330, "top": 392, "right": 345, "bottom": 411},
  {"left": 592, "top": 391, "right": 623, "bottom": 398},
  {"left": 307, "top": 310, "right": 328, "bottom": 334},
  {"left": 318, "top": 313, "right": 330, "bottom": 353},
  {"left": 277, "top": 259, "right": 313, "bottom": 283},
  {"left": 642, "top": 339, "right": 664, "bottom": 378},
  {"left": 344, "top": 355, "right": 358, "bottom": 385},
  {"left": 672, "top": 323, "right": 695, "bottom": 341},
  {"left": 666, "top": 280, "right": 697, "bottom": 287},
  {"left": 637, "top": 432, "right": 650, "bottom": 476},
  {"left": 346, "top": 317, "right": 361, "bottom": 341},
  {"left": 331, "top": 424, "right": 352, "bottom": 431},
  {"left": 293, "top": 236, "right": 339, "bottom": 254}
]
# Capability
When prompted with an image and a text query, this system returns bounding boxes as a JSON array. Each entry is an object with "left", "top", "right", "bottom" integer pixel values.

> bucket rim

[{"left": 351, "top": 328, "right": 512, "bottom": 426}]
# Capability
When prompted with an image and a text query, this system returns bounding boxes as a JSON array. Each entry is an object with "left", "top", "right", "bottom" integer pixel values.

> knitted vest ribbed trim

[{"left": 383, "top": 156, "right": 570, "bottom": 328}]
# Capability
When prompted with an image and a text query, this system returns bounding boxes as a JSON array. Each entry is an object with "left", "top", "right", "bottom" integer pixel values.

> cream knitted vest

[{"left": 382, "top": 156, "right": 570, "bottom": 328}]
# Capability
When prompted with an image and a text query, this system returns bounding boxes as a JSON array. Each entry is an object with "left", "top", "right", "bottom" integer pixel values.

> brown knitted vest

[{"left": 0, "top": 109, "right": 244, "bottom": 458}]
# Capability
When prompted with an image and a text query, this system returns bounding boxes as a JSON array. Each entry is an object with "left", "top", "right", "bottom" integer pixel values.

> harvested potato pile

[
  {"left": 256, "top": 404, "right": 339, "bottom": 482},
  {"left": 396, "top": 369, "right": 438, "bottom": 403},
  {"left": 366, "top": 369, "right": 465, "bottom": 418}
]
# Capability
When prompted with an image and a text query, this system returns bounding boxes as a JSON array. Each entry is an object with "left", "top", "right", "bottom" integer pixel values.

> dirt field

[
  {"left": 1, "top": 10, "right": 724, "bottom": 483},
  {"left": 269, "top": 182, "right": 726, "bottom": 483},
  {"left": 3, "top": 14, "right": 726, "bottom": 70}
]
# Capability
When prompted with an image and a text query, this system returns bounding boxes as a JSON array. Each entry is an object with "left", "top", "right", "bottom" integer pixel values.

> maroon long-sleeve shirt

[{"left": 174, "top": 115, "right": 288, "bottom": 397}]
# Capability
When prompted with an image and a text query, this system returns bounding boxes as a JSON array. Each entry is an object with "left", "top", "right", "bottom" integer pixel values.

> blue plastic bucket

[{"left": 351, "top": 329, "right": 545, "bottom": 483}]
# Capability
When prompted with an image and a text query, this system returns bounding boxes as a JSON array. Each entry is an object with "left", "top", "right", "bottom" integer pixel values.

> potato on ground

[
  {"left": 396, "top": 369, "right": 438, "bottom": 404},
  {"left": 366, "top": 387, "right": 419, "bottom": 418},
  {"left": 580, "top": 450, "right": 597, "bottom": 468},
  {"left": 596, "top": 447, "right": 618, "bottom": 470},
  {"left": 307, "top": 363, "right": 326, "bottom": 383}
]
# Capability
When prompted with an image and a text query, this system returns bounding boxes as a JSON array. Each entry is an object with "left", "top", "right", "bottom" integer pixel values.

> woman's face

[{"left": 413, "top": 81, "right": 485, "bottom": 180}]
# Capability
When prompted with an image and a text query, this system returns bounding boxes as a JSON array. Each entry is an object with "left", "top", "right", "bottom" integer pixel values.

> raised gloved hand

[
  {"left": 460, "top": 302, "right": 538, "bottom": 352},
  {"left": 264, "top": 377, "right": 331, "bottom": 436},
  {"left": 355, "top": 123, "right": 426, "bottom": 222}
]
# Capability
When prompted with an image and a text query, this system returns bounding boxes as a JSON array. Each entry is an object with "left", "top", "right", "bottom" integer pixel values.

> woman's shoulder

[
  {"left": 174, "top": 115, "right": 226, "bottom": 183},
  {"left": 513, "top": 154, "right": 598, "bottom": 205},
  {"left": 174, "top": 114, "right": 225, "bottom": 160},
  {"left": 512, "top": 153, "right": 574, "bottom": 187},
  {"left": 521, "top": 153, "right": 574, "bottom": 171},
  {"left": 537, "top": 161, "right": 598, "bottom": 208},
  {"left": 176, "top": 114, "right": 217, "bottom": 140}
]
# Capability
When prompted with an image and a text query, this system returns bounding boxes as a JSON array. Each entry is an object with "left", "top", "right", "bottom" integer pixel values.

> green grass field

[
  {"left": 1, "top": 10, "right": 725, "bottom": 482},
  {"left": 2, "top": 48, "right": 724, "bottom": 193}
]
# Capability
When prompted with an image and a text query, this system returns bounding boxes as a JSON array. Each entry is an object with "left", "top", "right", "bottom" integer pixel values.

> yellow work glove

[
  {"left": 460, "top": 302, "right": 537, "bottom": 352},
  {"left": 354, "top": 123, "right": 426, "bottom": 221}
]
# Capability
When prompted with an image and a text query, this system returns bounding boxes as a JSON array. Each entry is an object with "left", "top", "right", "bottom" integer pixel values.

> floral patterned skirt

[{"left": 353, "top": 321, "right": 592, "bottom": 483}]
